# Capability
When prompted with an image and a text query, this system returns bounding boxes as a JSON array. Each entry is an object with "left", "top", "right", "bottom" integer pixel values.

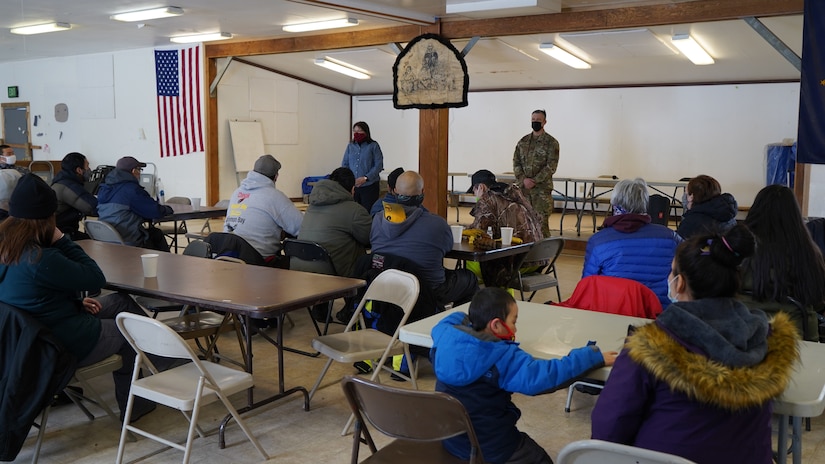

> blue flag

[{"left": 797, "top": 0, "right": 825, "bottom": 164}]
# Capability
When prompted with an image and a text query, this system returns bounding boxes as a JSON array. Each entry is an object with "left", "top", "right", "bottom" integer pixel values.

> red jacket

[{"left": 554, "top": 275, "right": 662, "bottom": 319}]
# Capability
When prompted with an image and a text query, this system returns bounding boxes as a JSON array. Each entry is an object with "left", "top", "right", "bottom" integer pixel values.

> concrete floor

[{"left": 13, "top": 210, "right": 825, "bottom": 463}]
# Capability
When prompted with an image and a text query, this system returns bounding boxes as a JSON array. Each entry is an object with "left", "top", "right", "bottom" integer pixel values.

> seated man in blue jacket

[
  {"left": 432, "top": 288, "right": 617, "bottom": 463},
  {"left": 370, "top": 170, "right": 477, "bottom": 307},
  {"left": 97, "top": 156, "right": 173, "bottom": 251}
]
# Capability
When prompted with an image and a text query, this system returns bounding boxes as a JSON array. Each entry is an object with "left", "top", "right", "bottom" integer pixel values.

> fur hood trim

[{"left": 626, "top": 312, "right": 799, "bottom": 410}]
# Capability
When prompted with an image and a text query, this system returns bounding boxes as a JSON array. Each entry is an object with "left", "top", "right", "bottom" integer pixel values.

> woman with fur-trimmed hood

[{"left": 591, "top": 224, "right": 799, "bottom": 464}]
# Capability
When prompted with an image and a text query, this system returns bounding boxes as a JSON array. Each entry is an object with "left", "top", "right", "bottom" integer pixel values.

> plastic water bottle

[{"left": 157, "top": 178, "right": 166, "bottom": 205}]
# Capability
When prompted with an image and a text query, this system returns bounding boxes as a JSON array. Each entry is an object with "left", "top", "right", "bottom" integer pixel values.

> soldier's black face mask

[{"left": 531, "top": 121, "right": 542, "bottom": 132}]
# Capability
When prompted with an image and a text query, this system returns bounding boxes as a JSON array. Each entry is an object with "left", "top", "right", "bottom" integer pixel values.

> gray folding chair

[
  {"left": 84, "top": 219, "right": 125, "bottom": 245},
  {"left": 508, "top": 237, "right": 565, "bottom": 302},
  {"left": 159, "top": 196, "right": 191, "bottom": 250},
  {"left": 342, "top": 375, "right": 484, "bottom": 464},
  {"left": 186, "top": 199, "right": 229, "bottom": 241},
  {"left": 283, "top": 238, "right": 339, "bottom": 342},
  {"left": 557, "top": 439, "right": 697, "bottom": 464}
]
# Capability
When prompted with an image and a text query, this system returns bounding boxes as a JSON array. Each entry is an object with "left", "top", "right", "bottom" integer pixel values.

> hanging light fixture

[
  {"left": 314, "top": 58, "right": 370, "bottom": 79},
  {"left": 170, "top": 32, "right": 233, "bottom": 44},
  {"left": 283, "top": 18, "right": 358, "bottom": 33},
  {"left": 10, "top": 22, "right": 71, "bottom": 35},
  {"left": 110, "top": 6, "right": 184, "bottom": 22},
  {"left": 538, "top": 43, "right": 591, "bottom": 69},
  {"left": 671, "top": 34, "right": 715, "bottom": 65}
]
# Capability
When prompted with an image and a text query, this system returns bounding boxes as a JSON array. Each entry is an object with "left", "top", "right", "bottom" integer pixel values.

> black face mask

[
  {"left": 396, "top": 193, "right": 425, "bottom": 207},
  {"left": 531, "top": 121, "right": 542, "bottom": 132}
]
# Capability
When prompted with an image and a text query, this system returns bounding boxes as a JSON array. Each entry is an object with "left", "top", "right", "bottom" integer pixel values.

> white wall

[
  {"left": 0, "top": 48, "right": 206, "bottom": 200},
  {"left": 355, "top": 83, "right": 811, "bottom": 212},
  {"left": 216, "top": 59, "right": 351, "bottom": 199},
  {"left": 3, "top": 52, "right": 821, "bottom": 215}
]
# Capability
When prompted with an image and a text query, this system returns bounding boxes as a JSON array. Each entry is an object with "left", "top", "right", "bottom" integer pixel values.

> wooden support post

[
  {"left": 794, "top": 161, "right": 810, "bottom": 216},
  {"left": 419, "top": 108, "right": 449, "bottom": 219}
]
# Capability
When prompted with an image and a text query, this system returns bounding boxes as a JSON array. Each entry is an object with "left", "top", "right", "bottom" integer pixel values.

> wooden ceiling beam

[
  {"left": 206, "top": 0, "right": 802, "bottom": 59},
  {"left": 441, "top": 0, "right": 803, "bottom": 38},
  {"left": 206, "top": 25, "right": 424, "bottom": 58}
]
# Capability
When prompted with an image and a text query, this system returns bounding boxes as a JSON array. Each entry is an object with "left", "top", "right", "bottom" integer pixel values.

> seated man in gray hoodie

[{"left": 224, "top": 154, "right": 302, "bottom": 268}]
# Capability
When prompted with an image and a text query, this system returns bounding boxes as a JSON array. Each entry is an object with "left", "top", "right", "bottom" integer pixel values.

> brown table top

[
  {"left": 78, "top": 240, "right": 364, "bottom": 318},
  {"left": 446, "top": 240, "right": 534, "bottom": 262},
  {"left": 160, "top": 204, "right": 228, "bottom": 221}
]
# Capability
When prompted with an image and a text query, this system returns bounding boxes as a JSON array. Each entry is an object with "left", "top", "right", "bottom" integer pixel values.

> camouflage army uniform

[
  {"left": 513, "top": 132, "right": 559, "bottom": 237},
  {"left": 469, "top": 183, "right": 545, "bottom": 287}
]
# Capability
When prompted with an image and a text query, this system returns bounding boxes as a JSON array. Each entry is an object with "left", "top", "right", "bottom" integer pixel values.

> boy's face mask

[{"left": 493, "top": 318, "right": 516, "bottom": 342}]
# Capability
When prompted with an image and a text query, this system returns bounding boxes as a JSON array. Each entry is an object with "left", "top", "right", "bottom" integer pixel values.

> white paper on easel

[{"left": 228, "top": 120, "right": 265, "bottom": 173}]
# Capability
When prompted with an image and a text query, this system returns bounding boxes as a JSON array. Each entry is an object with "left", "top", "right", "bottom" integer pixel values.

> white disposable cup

[
  {"left": 450, "top": 225, "right": 464, "bottom": 243},
  {"left": 191, "top": 197, "right": 201, "bottom": 211},
  {"left": 500, "top": 227, "right": 514, "bottom": 246},
  {"left": 141, "top": 253, "right": 159, "bottom": 278}
]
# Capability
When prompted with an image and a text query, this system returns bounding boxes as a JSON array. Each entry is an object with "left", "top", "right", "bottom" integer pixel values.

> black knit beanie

[{"left": 9, "top": 174, "right": 57, "bottom": 219}]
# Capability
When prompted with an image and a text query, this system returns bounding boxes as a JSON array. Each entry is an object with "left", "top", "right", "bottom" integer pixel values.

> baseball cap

[
  {"left": 467, "top": 169, "right": 497, "bottom": 193},
  {"left": 253, "top": 155, "right": 281, "bottom": 178},
  {"left": 116, "top": 156, "right": 147, "bottom": 171}
]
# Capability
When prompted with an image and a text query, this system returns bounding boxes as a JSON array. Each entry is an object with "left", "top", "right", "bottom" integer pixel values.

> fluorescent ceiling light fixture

[
  {"left": 110, "top": 6, "right": 183, "bottom": 22},
  {"left": 447, "top": 0, "right": 557, "bottom": 14},
  {"left": 10, "top": 22, "right": 71, "bottom": 35},
  {"left": 538, "top": 43, "right": 591, "bottom": 69},
  {"left": 671, "top": 34, "right": 714, "bottom": 65},
  {"left": 170, "top": 32, "right": 232, "bottom": 44},
  {"left": 283, "top": 17, "right": 358, "bottom": 33},
  {"left": 285, "top": 0, "right": 434, "bottom": 26},
  {"left": 314, "top": 58, "right": 370, "bottom": 79}
]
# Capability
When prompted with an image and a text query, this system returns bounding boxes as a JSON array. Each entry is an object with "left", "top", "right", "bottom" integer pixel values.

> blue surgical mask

[{"left": 666, "top": 275, "right": 679, "bottom": 304}]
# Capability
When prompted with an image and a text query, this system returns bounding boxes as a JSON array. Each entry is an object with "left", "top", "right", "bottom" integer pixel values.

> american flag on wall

[{"left": 155, "top": 45, "right": 204, "bottom": 157}]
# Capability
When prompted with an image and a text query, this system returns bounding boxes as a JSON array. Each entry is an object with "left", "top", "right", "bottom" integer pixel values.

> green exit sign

[{"left": 7, "top": 86, "right": 18, "bottom": 98}]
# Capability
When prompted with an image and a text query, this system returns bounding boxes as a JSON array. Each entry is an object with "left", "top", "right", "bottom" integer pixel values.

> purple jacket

[{"left": 591, "top": 299, "right": 799, "bottom": 464}]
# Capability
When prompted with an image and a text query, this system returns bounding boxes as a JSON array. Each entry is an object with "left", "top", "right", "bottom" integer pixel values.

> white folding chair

[
  {"left": 308, "top": 269, "right": 420, "bottom": 433},
  {"left": 114, "top": 312, "right": 268, "bottom": 464},
  {"left": 557, "top": 440, "right": 697, "bottom": 464}
]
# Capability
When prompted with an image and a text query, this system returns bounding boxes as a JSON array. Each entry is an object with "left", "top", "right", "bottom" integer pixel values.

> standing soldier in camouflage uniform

[{"left": 513, "top": 109, "right": 559, "bottom": 237}]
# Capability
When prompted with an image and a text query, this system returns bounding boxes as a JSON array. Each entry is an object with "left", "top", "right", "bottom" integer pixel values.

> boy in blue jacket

[{"left": 431, "top": 288, "right": 617, "bottom": 464}]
